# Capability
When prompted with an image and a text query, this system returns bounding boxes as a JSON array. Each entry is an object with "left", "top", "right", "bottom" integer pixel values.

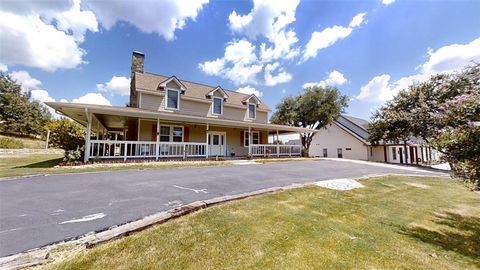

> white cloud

[
  {"left": 0, "top": 11, "right": 87, "bottom": 71},
  {"left": 281, "top": 89, "right": 287, "bottom": 94},
  {"left": 85, "top": 0, "right": 208, "bottom": 41},
  {"left": 303, "top": 70, "right": 348, "bottom": 89},
  {"left": 72, "top": 93, "right": 112, "bottom": 106},
  {"left": 97, "top": 76, "right": 131, "bottom": 96},
  {"left": 0, "top": 64, "right": 7, "bottom": 72},
  {"left": 420, "top": 37, "right": 480, "bottom": 74},
  {"left": 228, "top": 0, "right": 299, "bottom": 41},
  {"left": 30, "top": 89, "right": 63, "bottom": 118},
  {"left": 382, "top": 0, "right": 396, "bottom": 6},
  {"left": 55, "top": 0, "right": 98, "bottom": 42},
  {"left": 236, "top": 86, "right": 263, "bottom": 97},
  {"left": 260, "top": 30, "right": 299, "bottom": 62},
  {"left": 264, "top": 62, "right": 292, "bottom": 86},
  {"left": 199, "top": 40, "right": 263, "bottom": 85},
  {"left": 357, "top": 37, "right": 480, "bottom": 102},
  {"left": 8, "top": 70, "right": 41, "bottom": 92},
  {"left": 302, "top": 12, "right": 366, "bottom": 62}
]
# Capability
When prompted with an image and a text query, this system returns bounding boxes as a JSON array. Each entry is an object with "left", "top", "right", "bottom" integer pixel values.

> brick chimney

[{"left": 129, "top": 51, "right": 144, "bottom": 107}]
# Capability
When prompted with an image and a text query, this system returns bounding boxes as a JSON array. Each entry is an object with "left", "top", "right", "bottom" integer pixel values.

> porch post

[
  {"left": 155, "top": 118, "right": 160, "bottom": 160},
  {"left": 84, "top": 110, "right": 92, "bottom": 163},
  {"left": 248, "top": 127, "right": 252, "bottom": 156},
  {"left": 205, "top": 123, "right": 209, "bottom": 158},
  {"left": 276, "top": 130, "right": 280, "bottom": 157}
]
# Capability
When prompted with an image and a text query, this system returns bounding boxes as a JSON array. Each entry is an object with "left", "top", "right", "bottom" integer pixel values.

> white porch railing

[
  {"left": 250, "top": 144, "right": 302, "bottom": 157},
  {"left": 88, "top": 140, "right": 301, "bottom": 160},
  {"left": 89, "top": 140, "right": 207, "bottom": 160}
]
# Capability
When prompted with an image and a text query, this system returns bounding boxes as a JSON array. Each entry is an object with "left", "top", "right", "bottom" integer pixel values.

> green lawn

[
  {"left": 0, "top": 154, "right": 228, "bottom": 179},
  {"left": 45, "top": 175, "right": 479, "bottom": 270}
]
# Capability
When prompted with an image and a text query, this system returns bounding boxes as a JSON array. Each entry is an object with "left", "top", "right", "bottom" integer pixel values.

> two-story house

[{"left": 47, "top": 52, "right": 313, "bottom": 162}]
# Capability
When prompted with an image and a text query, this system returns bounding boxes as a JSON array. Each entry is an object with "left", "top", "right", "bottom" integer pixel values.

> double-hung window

[
  {"left": 392, "top": 147, "right": 397, "bottom": 160},
  {"left": 160, "top": 126, "right": 170, "bottom": 142},
  {"left": 166, "top": 89, "right": 180, "bottom": 110},
  {"left": 244, "top": 131, "right": 259, "bottom": 147},
  {"left": 248, "top": 103, "right": 256, "bottom": 119},
  {"left": 212, "top": 97, "right": 223, "bottom": 115},
  {"left": 172, "top": 127, "right": 183, "bottom": 142}
]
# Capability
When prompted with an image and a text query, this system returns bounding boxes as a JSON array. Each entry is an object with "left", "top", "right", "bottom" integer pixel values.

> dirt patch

[{"left": 404, "top": 182, "right": 430, "bottom": 189}]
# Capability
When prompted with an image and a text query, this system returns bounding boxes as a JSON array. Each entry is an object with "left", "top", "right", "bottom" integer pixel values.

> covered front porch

[{"left": 47, "top": 103, "right": 309, "bottom": 162}]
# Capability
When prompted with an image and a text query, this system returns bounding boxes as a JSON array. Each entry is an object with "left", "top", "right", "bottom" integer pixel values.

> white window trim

[
  {"left": 159, "top": 125, "right": 184, "bottom": 142},
  {"left": 165, "top": 88, "right": 180, "bottom": 110},
  {"left": 212, "top": 96, "right": 223, "bottom": 115},
  {"left": 247, "top": 102, "right": 256, "bottom": 120},
  {"left": 244, "top": 130, "right": 260, "bottom": 147}
]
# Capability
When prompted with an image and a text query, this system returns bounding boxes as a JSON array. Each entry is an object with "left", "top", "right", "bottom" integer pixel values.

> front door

[{"left": 208, "top": 132, "right": 226, "bottom": 156}]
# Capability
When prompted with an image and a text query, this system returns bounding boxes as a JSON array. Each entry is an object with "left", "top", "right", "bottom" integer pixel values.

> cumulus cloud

[
  {"left": 199, "top": 40, "right": 263, "bottom": 85},
  {"left": 55, "top": 0, "right": 98, "bottom": 42},
  {"left": 303, "top": 70, "right": 348, "bottom": 89},
  {"left": 97, "top": 76, "right": 131, "bottom": 96},
  {"left": 201, "top": 0, "right": 299, "bottom": 86},
  {"left": 8, "top": 70, "right": 42, "bottom": 92},
  {"left": 85, "top": 0, "right": 208, "bottom": 41},
  {"left": 302, "top": 12, "right": 366, "bottom": 62},
  {"left": 0, "top": 64, "right": 7, "bottom": 72},
  {"left": 264, "top": 62, "right": 292, "bottom": 86},
  {"left": 72, "top": 92, "right": 112, "bottom": 106},
  {"left": 382, "top": 0, "right": 396, "bottom": 5},
  {"left": 0, "top": 12, "right": 88, "bottom": 71},
  {"left": 236, "top": 86, "right": 263, "bottom": 97},
  {"left": 357, "top": 37, "right": 480, "bottom": 102}
]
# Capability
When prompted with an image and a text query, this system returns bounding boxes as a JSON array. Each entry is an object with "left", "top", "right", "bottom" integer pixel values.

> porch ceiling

[{"left": 46, "top": 102, "right": 316, "bottom": 133}]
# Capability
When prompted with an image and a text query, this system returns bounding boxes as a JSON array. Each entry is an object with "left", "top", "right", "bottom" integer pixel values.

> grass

[
  {"left": 0, "top": 154, "right": 229, "bottom": 179},
  {"left": 0, "top": 135, "right": 46, "bottom": 149},
  {"left": 44, "top": 175, "right": 480, "bottom": 270}
]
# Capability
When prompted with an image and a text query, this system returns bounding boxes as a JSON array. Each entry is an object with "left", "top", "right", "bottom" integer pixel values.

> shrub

[
  {"left": 63, "top": 146, "right": 85, "bottom": 162},
  {"left": 45, "top": 119, "right": 85, "bottom": 150},
  {"left": 0, "top": 137, "right": 25, "bottom": 149}
]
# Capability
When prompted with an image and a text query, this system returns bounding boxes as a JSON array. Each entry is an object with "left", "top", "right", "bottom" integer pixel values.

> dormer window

[
  {"left": 248, "top": 103, "right": 256, "bottom": 119},
  {"left": 166, "top": 88, "right": 180, "bottom": 110},
  {"left": 212, "top": 96, "right": 223, "bottom": 115}
]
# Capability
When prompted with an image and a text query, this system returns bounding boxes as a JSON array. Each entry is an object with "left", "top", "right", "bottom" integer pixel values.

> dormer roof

[
  {"left": 242, "top": 94, "right": 262, "bottom": 105},
  {"left": 206, "top": 86, "right": 229, "bottom": 99},
  {"left": 158, "top": 76, "right": 187, "bottom": 92}
]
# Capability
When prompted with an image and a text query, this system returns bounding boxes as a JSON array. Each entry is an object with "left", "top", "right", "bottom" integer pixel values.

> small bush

[
  {"left": 63, "top": 146, "right": 84, "bottom": 162},
  {"left": 0, "top": 137, "right": 25, "bottom": 149}
]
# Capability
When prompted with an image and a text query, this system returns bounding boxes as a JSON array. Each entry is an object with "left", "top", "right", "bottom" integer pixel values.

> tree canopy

[
  {"left": 369, "top": 63, "right": 480, "bottom": 189},
  {"left": 0, "top": 73, "right": 51, "bottom": 136},
  {"left": 45, "top": 118, "right": 85, "bottom": 150},
  {"left": 271, "top": 86, "right": 348, "bottom": 155}
]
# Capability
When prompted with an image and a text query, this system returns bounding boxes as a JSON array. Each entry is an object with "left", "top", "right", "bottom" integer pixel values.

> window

[
  {"left": 212, "top": 97, "right": 223, "bottom": 115},
  {"left": 346, "top": 148, "right": 352, "bottom": 151},
  {"left": 160, "top": 126, "right": 170, "bottom": 142},
  {"left": 159, "top": 125, "right": 183, "bottom": 142},
  {"left": 392, "top": 147, "right": 397, "bottom": 160},
  {"left": 248, "top": 103, "right": 256, "bottom": 119},
  {"left": 244, "top": 131, "right": 260, "bottom": 146},
  {"left": 323, "top": 148, "right": 328, "bottom": 158},
  {"left": 166, "top": 89, "right": 179, "bottom": 109},
  {"left": 337, "top": 148, "right": 343, "bottom": 158},
  {"left": 172, "top": 127, "right": 183, "bottom": 142},
  {"left": 370, "top": 147, "right": 373, "bottom": 156}
]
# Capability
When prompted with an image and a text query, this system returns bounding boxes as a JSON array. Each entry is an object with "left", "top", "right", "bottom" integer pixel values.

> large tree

[
  {"left": 271, "top": 86, "right": 348, "bottom": 156},
  {"left": 369, "top": 63, "right": 480, "bottom": 189},
  {"left": 0, "top": 73, "right": 51, "bottom": 136}
]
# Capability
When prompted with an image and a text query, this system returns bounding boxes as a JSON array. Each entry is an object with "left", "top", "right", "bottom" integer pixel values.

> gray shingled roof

[{"left": 335, "top": 115, "right": 370, "bottom": 141}]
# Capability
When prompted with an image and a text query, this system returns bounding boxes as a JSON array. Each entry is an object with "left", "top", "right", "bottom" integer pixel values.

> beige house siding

[
  {"left": 137, "top": 120, "right": 269, "bottom": 157},
  {"left": 369, "top": 146, "right": 386, "bottom": 162},
  {"left": 138, "top": 92, "right": 269, "bottom": 124},
  {"left": 309, "top": 123, "right": 368, "bottom": 160}
]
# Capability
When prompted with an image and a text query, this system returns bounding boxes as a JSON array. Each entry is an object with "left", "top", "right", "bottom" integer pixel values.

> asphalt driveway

[{"left": 0, "top": 159, "right": 446, "bottom": 257}]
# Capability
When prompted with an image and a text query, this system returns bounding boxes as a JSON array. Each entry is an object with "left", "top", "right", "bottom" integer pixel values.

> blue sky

[{"left": 1, "top": 0, "right": 479, "bottom": 120}]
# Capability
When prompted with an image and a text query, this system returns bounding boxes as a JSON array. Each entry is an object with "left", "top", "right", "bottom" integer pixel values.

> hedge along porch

[{"left": 46, "top": 102, "right": 311, "bottom": 161}]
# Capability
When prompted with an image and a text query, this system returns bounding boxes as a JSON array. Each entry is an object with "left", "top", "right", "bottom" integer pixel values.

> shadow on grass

[
  {"left": 16, "top": 157, "right": 63, "bottom": 168},
  {"left": 400, "top": 211, "right": 480, "bottom": 264}
]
